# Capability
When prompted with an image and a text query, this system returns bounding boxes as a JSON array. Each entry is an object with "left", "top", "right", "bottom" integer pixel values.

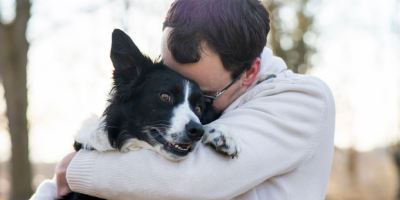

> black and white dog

[{"left": 59, "top": 29, "right": 240, "bottom": 200}]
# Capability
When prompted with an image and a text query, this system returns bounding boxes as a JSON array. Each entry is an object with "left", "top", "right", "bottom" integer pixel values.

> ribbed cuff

[{"left": 66, "top": 149, "right": 99, "bottom": 196}]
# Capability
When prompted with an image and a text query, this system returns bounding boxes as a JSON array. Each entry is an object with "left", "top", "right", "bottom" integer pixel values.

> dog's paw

[{"left": 202, "top": 124, "right": 241, "bottom": 158}]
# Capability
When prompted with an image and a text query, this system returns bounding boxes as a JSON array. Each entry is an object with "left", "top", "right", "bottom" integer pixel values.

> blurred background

[{"left": 0, "top": 0, "right": 399, "bottom": 199}]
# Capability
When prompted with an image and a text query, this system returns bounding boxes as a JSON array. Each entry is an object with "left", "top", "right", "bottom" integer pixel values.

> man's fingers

[{"left": 56, "top": 152, "right": 78, "bottom": 198}]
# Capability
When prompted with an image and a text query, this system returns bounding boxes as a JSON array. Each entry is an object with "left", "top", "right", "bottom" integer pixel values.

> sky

[
  {"left": 310, "top": 0, "right": 400, "bottom": 150},
  {"left": 0, "top": 0, "right": 399, "bottom": 163}
]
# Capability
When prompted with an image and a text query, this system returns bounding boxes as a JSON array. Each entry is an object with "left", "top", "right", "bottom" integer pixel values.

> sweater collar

[
  {"left": 248, "top": 47, "right": 288, "bottom": 91},
  {"left": 222, "top": 48, "right": 289, "bottom": 115}
]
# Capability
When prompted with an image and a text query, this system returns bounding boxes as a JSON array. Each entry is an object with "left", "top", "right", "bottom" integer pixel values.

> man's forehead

[{"left": 160, "top": 28, "right": 233, "bottom": 94}]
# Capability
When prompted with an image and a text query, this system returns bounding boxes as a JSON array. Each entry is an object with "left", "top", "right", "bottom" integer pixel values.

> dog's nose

[{"left": 185, "top": 120, "right": 204, "bottom": 141}]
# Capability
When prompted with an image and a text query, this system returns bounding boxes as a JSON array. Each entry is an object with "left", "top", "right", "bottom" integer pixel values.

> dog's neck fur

[
  {"left": 74, "top": 115, "right": 113, "bottom": 152},
  {"left": 74, "top": 114, "right": 155, "bottom": 152}
]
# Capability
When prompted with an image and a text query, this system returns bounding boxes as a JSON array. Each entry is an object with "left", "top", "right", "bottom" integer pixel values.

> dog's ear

[
  {"left": 200, "top": 102, "right": 220, "bottom": 125},
  {"left": 110, "top": 29, "right": 153, "bottom": 87}
]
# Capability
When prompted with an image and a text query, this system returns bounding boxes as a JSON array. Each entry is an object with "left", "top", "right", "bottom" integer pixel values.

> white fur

[
  {"left": 121, "top": 138, "right": 158, "bottom": 152},
  {"left": 202, "top": 123, "right": 241, "bottom": 158},
  {"left": 166, "top": 81, "right": 200, "bottom": 139},
  {"left": 75, "top": 115, "right": 159, "bottom": 153},
  {"left": 74, "top": 114, "right": 113, "bottom": 152}
]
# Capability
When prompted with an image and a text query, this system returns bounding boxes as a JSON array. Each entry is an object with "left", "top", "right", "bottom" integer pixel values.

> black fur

[
  {"left": 58, "top": 192, "right": 105, "bottom": 200},
  {"left": 60, "top": 29, "right": 217, "bottom": 200}
]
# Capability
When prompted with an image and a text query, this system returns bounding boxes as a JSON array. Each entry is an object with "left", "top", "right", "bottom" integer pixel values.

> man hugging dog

[{"left": 32, "top": 0, "right": 335, "bottom": 199}]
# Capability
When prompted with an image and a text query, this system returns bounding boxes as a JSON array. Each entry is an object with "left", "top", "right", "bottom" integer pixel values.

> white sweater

[{"left": 31, "top": 48, "right": 335, "bottom": 200}]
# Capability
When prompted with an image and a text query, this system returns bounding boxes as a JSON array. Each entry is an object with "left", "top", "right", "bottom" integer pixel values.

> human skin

[
  {"left": 55, "top": 28, "right": 261, "bottom": 198},
  {"left": 161, "top": 28, "right": 260, "bottom": 114},
  {"left": 56, "top": 151, "right": 77, "bottom": 197}
]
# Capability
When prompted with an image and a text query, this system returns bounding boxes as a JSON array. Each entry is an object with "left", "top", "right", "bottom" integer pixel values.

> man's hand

[{"left": 56, "top": 152, "right": 78, "bottom": 198}]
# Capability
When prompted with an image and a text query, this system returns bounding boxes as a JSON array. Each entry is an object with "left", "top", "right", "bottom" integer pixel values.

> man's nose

[{"left": 185, "top": 120, "right": 204, "bottom": 141}]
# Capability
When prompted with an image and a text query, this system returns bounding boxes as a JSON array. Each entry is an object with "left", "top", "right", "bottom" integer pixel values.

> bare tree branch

[{"left": 14, "top": 0, "right": 31, "bottom": 40}]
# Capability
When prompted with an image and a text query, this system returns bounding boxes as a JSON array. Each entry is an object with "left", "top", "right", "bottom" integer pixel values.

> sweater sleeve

[{"left": 67, "top": 76, "right": 334, "bottom": 200}]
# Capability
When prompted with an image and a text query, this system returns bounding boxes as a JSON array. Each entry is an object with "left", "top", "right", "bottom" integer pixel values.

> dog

[{"left": 59, "top": 29, "right": 240, "bottom": 200}]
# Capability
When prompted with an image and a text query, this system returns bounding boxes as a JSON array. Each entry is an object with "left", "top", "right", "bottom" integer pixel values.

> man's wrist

[
  {"left": 56, "top": 152, "right": 77, "bottom": 198},
  {"left": 66, "top": 150, "right": 99, "bottom": 197}
]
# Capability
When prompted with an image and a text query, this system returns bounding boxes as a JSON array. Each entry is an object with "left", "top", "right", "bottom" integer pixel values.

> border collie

[{"left": 59, "top": 29, "right": 240, "bottom": 200}]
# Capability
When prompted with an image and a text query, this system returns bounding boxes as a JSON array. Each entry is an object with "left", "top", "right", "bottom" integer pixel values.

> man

[{"left": 33, "top": 0, "right": 335, "bottom": 199}]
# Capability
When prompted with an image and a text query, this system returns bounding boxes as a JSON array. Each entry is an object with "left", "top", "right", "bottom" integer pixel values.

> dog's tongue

[{"left": 166, "top": 142, "right": 173, "bottom": 148}]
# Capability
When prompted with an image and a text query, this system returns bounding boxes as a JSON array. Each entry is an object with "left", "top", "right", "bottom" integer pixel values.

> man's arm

[
  {"left": 30, "top": 152, "right": 77, "bottom": 199},
  {"left": 65, "top": 76, "right": 334, "bottom": 200}
]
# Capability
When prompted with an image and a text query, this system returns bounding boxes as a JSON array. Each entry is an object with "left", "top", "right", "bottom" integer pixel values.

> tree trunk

[
  {"left": 267, "top": 1, "right": 289, "bottom": 68},
  {"left": 391, "top": 144, "right": 400, "bottom": 200},
  {"left": 347, "top": 148, "right": 360, "bottom": 199},
  {"left": 263, "top": 0, "right": 315, "bottom": 74},
  {"left": 0, "top": 0, "right": 32, "bottom": 199}
]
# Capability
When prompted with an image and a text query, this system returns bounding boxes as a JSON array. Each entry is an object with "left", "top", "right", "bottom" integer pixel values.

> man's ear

[
  {"left": 110, "top": 29, "right": 153, "bottom": 87},
  {"left": 242, "top": 57, "right": 261, "bottom": 86}
]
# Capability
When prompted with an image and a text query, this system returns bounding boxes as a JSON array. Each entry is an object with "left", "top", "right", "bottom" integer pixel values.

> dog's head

[{"left": 104, "top": 29, "right": 216, "bottom": 161}]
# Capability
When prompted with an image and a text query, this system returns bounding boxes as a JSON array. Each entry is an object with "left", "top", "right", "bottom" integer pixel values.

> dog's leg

[{"left": 202, "top": 124, "right": 241, "bottom": 158}]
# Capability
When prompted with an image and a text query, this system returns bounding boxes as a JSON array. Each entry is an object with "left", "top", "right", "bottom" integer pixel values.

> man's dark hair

[{"left": 163, "top": 0, "right": 270, "bottom": 79}]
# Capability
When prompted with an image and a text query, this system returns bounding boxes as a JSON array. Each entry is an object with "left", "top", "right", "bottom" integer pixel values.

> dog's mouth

[
  {"left": 164, "top": 142, "right": 192, "bottom": 156},
  {"left": 150, "top": 129, "right": 192, "bottom": 157}
]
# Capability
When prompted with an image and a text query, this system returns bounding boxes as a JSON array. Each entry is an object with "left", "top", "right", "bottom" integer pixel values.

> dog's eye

[
  {"left": 160, "top": 93, "right": 171, "bottom": 101},
  {"left": 195, "top": 106, "right": 201, "bottom": 114}
]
